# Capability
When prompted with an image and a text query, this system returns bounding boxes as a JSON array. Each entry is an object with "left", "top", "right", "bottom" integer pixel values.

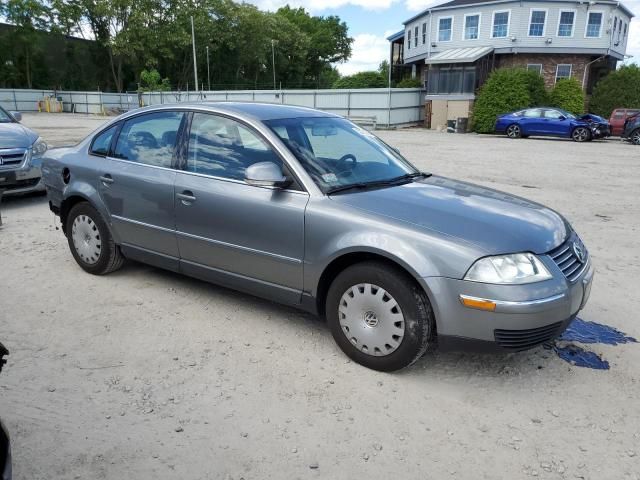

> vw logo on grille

[{"left": 573, "top": 242, "right": 586, "bottom": 264}]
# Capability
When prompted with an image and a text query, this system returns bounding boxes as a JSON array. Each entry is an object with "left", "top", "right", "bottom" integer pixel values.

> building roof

[
  {"left": 386, "top": 30, "right": 405, "bottom": 42},
  {"left": 425, "top": 46, "right": 494, "bottom": 64},
  {"left": 402, "top": 0, "right": 634, "bottom": 25}
]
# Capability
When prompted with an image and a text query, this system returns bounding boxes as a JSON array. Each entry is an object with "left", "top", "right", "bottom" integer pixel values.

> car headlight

[
  {"left": 31, "top": 137, "right": 48, "bottom": 157},
  {"left": 464, "top": 253, "right": 552, "bottom": 284}
]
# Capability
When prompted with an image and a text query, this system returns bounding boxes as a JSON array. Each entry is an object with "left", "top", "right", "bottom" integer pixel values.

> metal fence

[{"left": 0, "top": 88, "right": 425, "bottom": 127}]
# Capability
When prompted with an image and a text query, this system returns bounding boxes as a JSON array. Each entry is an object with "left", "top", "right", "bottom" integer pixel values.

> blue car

[{"left": 495, "top": 107, "right": 610, "bottom": 142}]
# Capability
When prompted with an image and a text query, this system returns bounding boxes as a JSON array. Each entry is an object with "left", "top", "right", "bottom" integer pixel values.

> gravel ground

[{"left": 1, "top": 113, "right": 639, "bottom": 480}]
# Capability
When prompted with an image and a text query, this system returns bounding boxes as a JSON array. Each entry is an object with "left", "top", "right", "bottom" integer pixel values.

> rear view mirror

[
  {"left": 311, "top": 124, "right": 338, "bottom": 137},
  {"left": 245, "top": 162, "right": 290, "bottom": 188},
  {"left": 9, "top": 111, "right": 22, "bottom": 122}
]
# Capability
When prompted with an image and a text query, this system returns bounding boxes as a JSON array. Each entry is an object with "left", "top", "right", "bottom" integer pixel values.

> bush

[
  {"left": 332, "top": 71, "right": 387, "bottom": 89},
  {"left": 522, "top": 69, "right": 548, "bottom": 106},
  {"left": 396, "top": 76, "right": 422, "bottom": 88},
  {"left": 139, "top": 68, "right": 171, "bottom": 92},
  {"left": 472, "top": 68, "right": 532, "bottom": 133},
  {"left": 589, "top": 64, "right": 640, "bottom": 118},
  {"left": 549, "top": 78, "right": 585, "bottom": 115}
]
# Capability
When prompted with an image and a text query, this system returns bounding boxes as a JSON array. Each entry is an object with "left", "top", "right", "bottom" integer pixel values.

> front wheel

[
  {"left": 630, "top": 129, "right": 640, "bottom": 145},
  {"left": 506, "top": 124, "right": 522, "bottom": 139},
  {"left": 66, "top": 202, "right": 125, "bottom": 275},
  {"left": 326, "top": 262, "right": 435, "bottom": 372},
  {"left": 572, "top": 127, "right": 591, "bottom": 142}
]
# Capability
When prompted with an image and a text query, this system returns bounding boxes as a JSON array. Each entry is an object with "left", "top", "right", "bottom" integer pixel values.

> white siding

[{"left": 403, "top": 0, "right": 632, "bottom": 61}]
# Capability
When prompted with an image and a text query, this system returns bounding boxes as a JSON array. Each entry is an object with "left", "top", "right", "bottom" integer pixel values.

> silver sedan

[{"left": 41, "top": 103, "right": 594, "bottom": 371}]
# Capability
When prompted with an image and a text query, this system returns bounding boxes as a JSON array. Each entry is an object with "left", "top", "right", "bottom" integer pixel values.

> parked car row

[{"left": 495, "top": 106, "right": 640, "bottom": 144}]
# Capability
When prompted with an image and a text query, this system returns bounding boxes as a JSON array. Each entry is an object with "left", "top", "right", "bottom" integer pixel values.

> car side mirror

[
  {"left": 558, "top": 115, "right": 566, "bottom": 121},
  {"left": 245, "top": 162, "right": 290, "bottom": 188},
  {"left": 9, "top": 111, "right": 22, "bottom": 122}
]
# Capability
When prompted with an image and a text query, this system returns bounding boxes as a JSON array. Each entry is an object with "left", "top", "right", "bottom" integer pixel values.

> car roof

[{"left": 159, "top": 101, "right": 339, "bottom": 121}]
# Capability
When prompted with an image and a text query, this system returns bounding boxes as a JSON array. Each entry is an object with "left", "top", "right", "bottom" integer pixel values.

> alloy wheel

[
  {"left": 631, "top": 129, "right": 640, "bottom": 145},
  {"left": 338, "top": 283, "right": 405, "bottom": 357},
  {"left": 572, "top": 127, "right": 590, "bottom": 142},
  {"left": 506, "top": 125, "right": 521, "bottom": 138},
  {"left": 71, "top": 214, "right": 102, "bottom": 265}
]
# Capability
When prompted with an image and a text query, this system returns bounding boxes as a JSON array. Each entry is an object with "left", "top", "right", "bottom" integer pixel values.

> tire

[
  {"left": 506, "top": 124, "right": 522, "bottom": 138},
  {"left": 630, "top": 129, "right": 640, "bottom": 145},
  {"left": 572, "top": 127, "right": 591, "bottom": 142},
  {"left": 66, "top": 202, "right": 125, "bottom": 275},
  {"left": 325, "top": 261, "right": 435, "bottom": 372}
]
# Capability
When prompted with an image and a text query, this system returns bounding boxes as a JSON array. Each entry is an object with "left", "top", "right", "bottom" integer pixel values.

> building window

[
  {"left": 557, "top": 11, "right": 575, "bottom": 37},
  {"left": 492, "top": 11, "right": 509, "bottom": 38},
  {"left": 624, "top": 22, "right": 628, "bottom": 39},
  {"left": 527, "top": 64, "right": 543, "bottom": 75},
  {"left": 555, "top": 64, "right": 572, "bottom": 82},
  {"left": 529, "top": 10, "right": 546, "bottom": 37},
  {"left": 618, "top": 18, "right": 623, "bottom": 44},
  {"left": 407, "top": 29, "right": 411, "bottom": 49},
  {"left": 438, "top": 17, "right": 453, "bottom": 42},
  {"left": 613, "top": 17, "right": 618, "bottom": 40},
  {"left": 422, "top": 22, "right": 427, "bottom": 44},
  {"left": 415, "top": 26, "right": 419, "bottom": 47},
  {"left": 586, "top": 12, "right": 602, "bottom": 38},
  {"left": 427, "top": 65, "right": 477, "bottom": 94},
  {"left": 464, "top": 14, "right": 480, "bottom": 40}
]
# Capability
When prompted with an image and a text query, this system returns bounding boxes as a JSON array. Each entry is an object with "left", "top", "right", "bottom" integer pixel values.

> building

[{"left": 389, "top": 0, "right": 634, "bottom": 129}]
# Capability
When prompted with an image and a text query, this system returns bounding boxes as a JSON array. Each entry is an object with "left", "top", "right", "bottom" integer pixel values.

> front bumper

[
  {"left": 424, "top": 259, "right": 594, "bottom": 353},
  {"left": 0, "top": 164, "right": 44, "bottom": 196}
]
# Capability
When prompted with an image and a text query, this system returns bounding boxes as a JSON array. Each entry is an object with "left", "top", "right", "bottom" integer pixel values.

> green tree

[
  {"left": 522, "top": 68, "right": 548, "bottom": 106},
  {"left": 396, "top": 77, "right": 422, "bottom": 88},
  {"left": 139, "top": 68, "right": 170, "bottom": 91},
  {"left": 472, "top": 68, "right": 532, "bottom": 133},
  {"left": 332, "top": 71, "right": 386, "bottom": 89},
  {"left": 549, "top": 77, "right": 585, "bottom": 115},
  {"left": 589, "top": 64, "right": 640, "bottom": 117}
]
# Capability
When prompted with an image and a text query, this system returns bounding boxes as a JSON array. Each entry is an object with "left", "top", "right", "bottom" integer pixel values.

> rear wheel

[
  {"left": 506, "top": 124, "right": 522, "bottom": 138},
  {"left": 630, "top": 129, "right": 640, "bottom": 145},
  {"left": 572, "top": 127, "right": 591, "bottom": 142},
  {"left": 66, "top": 202, "right": 125, "bottom": 275},
  {"left": 326, "top": 261, "right": 435, "bottom": 372}
]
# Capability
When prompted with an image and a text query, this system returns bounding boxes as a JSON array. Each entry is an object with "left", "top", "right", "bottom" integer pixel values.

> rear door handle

[
  {"left": 177, "top": 191, "right": 196, "bottom": 205},
  {"left": 99, "top": 174, "right": 114, "bottom": 186}
]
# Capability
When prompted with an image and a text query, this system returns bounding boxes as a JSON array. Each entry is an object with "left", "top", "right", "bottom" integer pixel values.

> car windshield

[
  {"left": 556, "top": 109, "right": 576, "bottom": 119},
  {"left": 0, "top": 107, "right": 14, "bottom": 123},
  {"left": 264, "top": 117, "right": 419, "bottom": 193}
]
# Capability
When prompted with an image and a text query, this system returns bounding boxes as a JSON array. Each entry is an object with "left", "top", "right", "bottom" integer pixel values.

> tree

[
  {"left": 589, "top": 64, "right": 640, "bottom": 117},
  {"left": 549, "top": 77, "right": 585, "bottom": 115},
  {"left": 396, "top": 77, "right": 422, "bottom": 88},
  {"left": 333, "top": 71, "right": 386, "bottom": 89},
  {"left": 139, "top": 68, "right": 170, "bottom": 91},
  {"left": 472, "top": 68, "right": 532, "bottom": 133}
]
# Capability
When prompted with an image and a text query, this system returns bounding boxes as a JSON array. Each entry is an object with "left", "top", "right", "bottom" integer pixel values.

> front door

[
  {"left": 542, "top": 109, "right": 572, "bottom": 136},
  {"left": 98, "top": 110, "right": 185, "bottom": 260},
  {"left": 174, "top": 112, "right": 308, "bottom": 304}
]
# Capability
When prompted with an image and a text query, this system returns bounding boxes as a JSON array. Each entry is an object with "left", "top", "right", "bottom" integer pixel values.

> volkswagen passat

[{"left": 42, "top": 103, "right": 594, "bottom": 371}]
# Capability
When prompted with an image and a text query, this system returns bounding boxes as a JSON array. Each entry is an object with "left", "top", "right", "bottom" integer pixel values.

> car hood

[
  {"left": 330, "top": 175, "right": 569, "bottom": 255},
  {"left": 0, "top": 122, "right": 38, "bottom": 149}
]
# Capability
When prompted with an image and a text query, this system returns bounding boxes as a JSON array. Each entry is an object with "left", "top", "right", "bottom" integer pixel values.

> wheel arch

[
  {"left": 59, "top": 184, "right": 115, "bottom": 241},
  {"left": 313, "top": 249, "right": 435, "bottom": 319}
]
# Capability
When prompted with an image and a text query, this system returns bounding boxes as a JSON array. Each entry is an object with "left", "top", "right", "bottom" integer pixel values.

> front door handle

[
  {"left": 177, "top": 191, "right": 196, "bottom": 205},
  {"left": 99, "top": 174, "right": 114, "bottom": 186}
]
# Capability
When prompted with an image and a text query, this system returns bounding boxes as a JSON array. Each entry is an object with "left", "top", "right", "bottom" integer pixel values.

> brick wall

[{"left": 496, "top": 53, "right": 594, "bottom": 90}]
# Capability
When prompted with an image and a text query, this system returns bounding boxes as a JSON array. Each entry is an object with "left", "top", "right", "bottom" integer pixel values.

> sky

[{"left": 249, "top": 0, "right": 640, "bottom": 75}]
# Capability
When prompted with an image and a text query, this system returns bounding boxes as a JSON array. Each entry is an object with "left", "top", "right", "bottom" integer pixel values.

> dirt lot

[{"left": 1, "top": 113, "right": 639, "bottom": 480}]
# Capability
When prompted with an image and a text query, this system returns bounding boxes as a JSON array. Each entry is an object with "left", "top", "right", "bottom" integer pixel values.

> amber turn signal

[{"left": 459, "top": 295, "right": 497, "bottom": 312}]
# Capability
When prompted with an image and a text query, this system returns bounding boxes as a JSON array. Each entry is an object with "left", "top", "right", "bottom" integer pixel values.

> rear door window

[
  {"left": 524, "top": 109, "right": 542, "bottom": 118},
  {"left": 113, "top": 111, "right": 184, "bottom": 168}
]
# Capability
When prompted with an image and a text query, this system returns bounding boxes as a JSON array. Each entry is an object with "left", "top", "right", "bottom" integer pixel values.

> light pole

[
  {"left": 271, "top": 39, "right": 276, "bottom": 90},
  {"left": 206, "top": 46, "right": 211, "bottom": 91},
  {"left": 191, "top": 16, "right": 198, "bottom": 91}
]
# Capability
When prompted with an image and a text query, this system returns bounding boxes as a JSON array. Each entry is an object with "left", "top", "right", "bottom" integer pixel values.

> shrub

[
  {"left": 396, "top": 76, "right": 422, "bottom": 88},
  {"left": 522, "top": 69, "right": 548, "bottom": 106},
  {"left": 589, "top": 64, "right": 640, "bottom": 118},
  {"left": 472, "top": 68, "right": 532, "bottom": 133},
  {"left": 549, "top": 77, "right": 585, "bottom": 115},
  {"left": 332, "top": 71, "right": 387, "bottom": 89},
  {"left": 139, "top": 69, "right": 171, "bottom": 92}
]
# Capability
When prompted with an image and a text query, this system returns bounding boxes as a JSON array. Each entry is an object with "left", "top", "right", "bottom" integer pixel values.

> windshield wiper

[{"left": 327, "top": 171, "right": 430, "bottom": 195}]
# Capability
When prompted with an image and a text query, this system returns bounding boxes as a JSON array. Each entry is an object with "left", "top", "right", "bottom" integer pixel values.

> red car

[{"left": 609, "top": 108, "right": 640, "bottom": 136}]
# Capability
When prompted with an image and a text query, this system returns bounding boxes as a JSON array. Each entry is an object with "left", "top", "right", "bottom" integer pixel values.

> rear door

[
  {"left": 174, "top": 111, "right": 309, "bottom": 304},
  {"left": 97, "top": 110, "right": 185, "bottom": 264}
]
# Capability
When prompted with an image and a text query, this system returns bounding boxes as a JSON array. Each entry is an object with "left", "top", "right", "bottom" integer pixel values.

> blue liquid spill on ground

[{"left": 548, "top": 317, "right": 637, "bottom": 370}]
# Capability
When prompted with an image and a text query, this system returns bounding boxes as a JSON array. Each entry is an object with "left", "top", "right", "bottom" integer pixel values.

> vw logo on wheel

[{"left": 573, "top": 242, "right": 586, "bottom": 264}]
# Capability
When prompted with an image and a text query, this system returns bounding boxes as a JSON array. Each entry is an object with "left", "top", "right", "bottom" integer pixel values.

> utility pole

[
  {"left": 191, "top": 16, "right": 199, "bottom": 91},
  {"left": 206, "top": 46, "right": 211, "bottom": 91},
  {"left": 271, "top": 39, "right": 276, "bottom": 90}
]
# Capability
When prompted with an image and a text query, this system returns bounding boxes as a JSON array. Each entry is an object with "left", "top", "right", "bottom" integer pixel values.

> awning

[{"left": 425, "top": 46, "right": 494, "bottom": 65}]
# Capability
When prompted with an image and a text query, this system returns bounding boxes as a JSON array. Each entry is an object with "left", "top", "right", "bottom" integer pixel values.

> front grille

[
  {"left": 547, "top": 234, "right": 589, "bottom": 282},
  {"left": 494, "top": 322, "right": 564, "bottom": 351},
  {"left": 0, "top": 148, "right": 27, "bottom": 169}
]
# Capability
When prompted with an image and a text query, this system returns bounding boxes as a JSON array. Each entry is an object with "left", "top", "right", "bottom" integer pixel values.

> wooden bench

[{"left": 347, "top": 115, "right": 377, "bottom": 130}]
